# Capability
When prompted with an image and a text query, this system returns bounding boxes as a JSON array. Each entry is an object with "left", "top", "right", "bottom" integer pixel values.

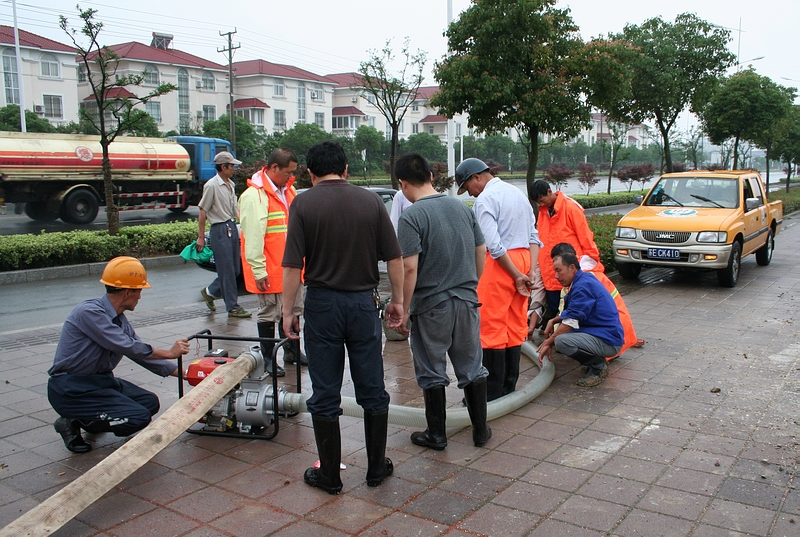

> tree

[
  {"left": 203, "top": 114, "right": 261, "bottom": 164},
  {"left": 433, "top": 0, "right": 630, "bottom": 190},
  {"left": 701, "top": 70, "right": 795, "bottom": 175},
  {"left": 681, "top": 126, "right": 706, "bottom": 170},
  {"left": 601, "top": 120, "right": 632, "bottom": 193},
  {"left": 747, "top": 79, "right": 796, "bottom": 189},
  {"left": 577, "top": 163, "right": 599, "bottom": 194},
  {"left": 402, "top": 132, "right": 447, "bottom": 163},
  {"left": 278, "top": 123, "right": 333, "bottom": 165},
  {"left": 615, "top": 164, "right": 655, "bottom": 191},
  {"left": 774, "top": 106, "right": 800, "bottom": 192},
  {"left": 611, "top": 13, "right": 735, "bottom": 173},
  {"left": 543, "top": 163, "right": 573, "bottom": 191},
  {"left": 358, "top": 38, "right": 426, "bottom": 189},
  {"left": 0, "top": 104, "right": 55, "bottom": 132},
  {"left": 353, "top": 125, "right": 386, "bottom": 178},
  {"left": 61, "top": 7, "right": 176, "bottom": 235}
]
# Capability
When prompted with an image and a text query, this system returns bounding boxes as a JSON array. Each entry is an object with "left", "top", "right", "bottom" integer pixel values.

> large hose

[
  {"left": 283, "top": 340, "right": 553, "bottom": 427},
  {"left": 0, "top": 352, "right": 259, "bottom": 537}
]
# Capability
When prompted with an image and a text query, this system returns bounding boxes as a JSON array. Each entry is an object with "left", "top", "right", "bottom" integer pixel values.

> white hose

[{"left": 282, "top": 340, "right": 553, "bottom": 427}]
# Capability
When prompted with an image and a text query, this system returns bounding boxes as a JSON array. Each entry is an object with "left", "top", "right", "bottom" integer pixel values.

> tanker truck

[{"left": 0, "top": 132, "right": 234, "bottom": 224}]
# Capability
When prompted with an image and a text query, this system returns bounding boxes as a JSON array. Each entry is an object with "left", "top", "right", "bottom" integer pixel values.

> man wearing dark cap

[
  {"left": 196, "top": 151, "right": 251, "bottom": 318},
  {"left": 455, "top": 158, "right": 541, "bottom": 401}
]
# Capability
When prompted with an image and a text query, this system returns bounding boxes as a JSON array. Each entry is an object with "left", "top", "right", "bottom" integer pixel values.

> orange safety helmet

[{"left": 99, "top": 256, "right": 152, "bottom": 289}]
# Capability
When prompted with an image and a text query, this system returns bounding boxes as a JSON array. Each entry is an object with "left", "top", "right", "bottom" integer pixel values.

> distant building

[{"left": 0, "top": 25, "right": 79, "bottom": 125}]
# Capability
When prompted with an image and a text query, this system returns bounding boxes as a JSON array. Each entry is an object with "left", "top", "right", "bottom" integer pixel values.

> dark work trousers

[
  {"left": 48, "top": 373, "right": 160, "bottom": 437},
  {"left": 303, "top": 287, "right": 390, "bottom": 418},
  {"left": 208, "top": 220, "right": 242, "bottom": 312}
]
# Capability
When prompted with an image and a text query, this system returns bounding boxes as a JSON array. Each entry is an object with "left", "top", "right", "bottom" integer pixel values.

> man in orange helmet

[{"left": 47, "top": 257, "right": 190, "bottom": 453}]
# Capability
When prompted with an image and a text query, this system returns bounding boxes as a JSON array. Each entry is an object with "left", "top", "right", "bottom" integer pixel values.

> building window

[
  {"left": 368, "top": 116, "right": 376, "bottom": 127},
  {"left": 274, "top": 109, "right": 286, "bottom": 130},
  {"left": 77, "top": 64, "right": 87, "bottom": 83},
  {"left": 297, "top": 82, "right": 306, "bottom": 123},
  {"left": 428, "top": 125, "right": 434, "bottom": 135},
  {"left": 201, "top": 71, "right": 215, "bottom": 91},
  {"left": 311, "top": 84, "right": 324, "bottom": 101},
  {"left": 332, "top": 116, "right": 349, "bottom": 129},
  {"left": 366, "top": 94, "right": 376, "bottom": 105},
  {"left": 202, "top": 105, "right": 216, "bottom": 122},
  {"left": 177, "top": 68, "right": 190, "bottom": 132},
  {"left": 274, "top": 79, "right": 284, "bottom": 97},
  {"left": 412, "top": 123, "right": 419, "bottom": 134},
  {"left": 43, "top": 95, "right": 63, "bottom": 119},
  {"left": 3, "top": 49, "right": 19, "bottom": 105},
  {"left": 315, "top": 112, "right": 325, "bottom": 129},
  {"left": 412, "top": 102, "right": 419, "bottom": 112},
  {"left": 40, "top": 54, "right": 59, "bottom": 78},
  {"left": 235, "top": 108, "right": 264, "bottom": 129},
  {"left": 145, "top": 101, "right": 161, "bottom": 123},
  {"left": 143, "top": 64, "right": 159, "bottom": 85},
  {"left": 399, "top": 120, "right": 405, "bottom": 134}
]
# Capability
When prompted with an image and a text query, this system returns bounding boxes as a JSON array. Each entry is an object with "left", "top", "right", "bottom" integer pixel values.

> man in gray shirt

[
  {"left": 196, "top": 151, "right": 250, "bottom": 318},
  {"left": 396, "top": 153, "right": 491, "bottom": 450}
]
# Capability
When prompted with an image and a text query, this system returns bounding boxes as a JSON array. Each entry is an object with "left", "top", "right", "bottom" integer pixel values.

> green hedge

[{"left": 0, "top": 221, "right": 198, "bottom": 272}]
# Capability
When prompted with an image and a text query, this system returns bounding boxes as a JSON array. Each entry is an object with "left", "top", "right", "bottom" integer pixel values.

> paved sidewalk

[{"left": 0, "top": 222, "right": 798, "bottom": 536}]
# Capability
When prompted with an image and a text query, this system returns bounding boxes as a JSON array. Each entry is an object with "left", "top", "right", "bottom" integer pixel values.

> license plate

[{"left": 648, "top": 248, "right": 680, "bottom": 259}]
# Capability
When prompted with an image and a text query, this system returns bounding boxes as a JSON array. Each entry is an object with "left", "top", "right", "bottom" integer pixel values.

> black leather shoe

[{"left": 54, "top": 417, "right": 91, "bottom": 453}]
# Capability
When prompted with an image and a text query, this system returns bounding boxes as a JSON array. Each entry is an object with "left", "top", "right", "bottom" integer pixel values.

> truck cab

[{"left": 167, "top": 136, "right": 234, "bottom": 184}]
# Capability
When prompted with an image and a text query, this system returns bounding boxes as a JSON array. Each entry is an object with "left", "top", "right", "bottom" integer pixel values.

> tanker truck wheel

[
  {"left": 61, "top": 188, "right": 99, "bottom": 224},
  {"left": 168, "top": 206, "right": 188, "bottom": 214},
  {"left": 24, "top": 202, "right": 59, "bottom": 222}
]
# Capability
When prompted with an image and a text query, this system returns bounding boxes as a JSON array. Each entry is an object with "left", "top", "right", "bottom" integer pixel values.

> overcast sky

[{"left": 2, "top": 0, "right": 798, "bottom": 117}]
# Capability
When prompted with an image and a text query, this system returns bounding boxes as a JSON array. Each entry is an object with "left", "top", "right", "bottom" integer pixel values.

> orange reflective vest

[
  {"left": 239, "top": 169, "right": 297, "bottom": 294},
  {"left": 587, "top": 270, "right": 639, "bottom": 358},
  {"left": 538, "top": 191, "right": 603, "bottom": 291}
]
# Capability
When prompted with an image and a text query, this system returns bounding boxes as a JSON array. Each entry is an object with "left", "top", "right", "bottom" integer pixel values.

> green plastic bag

[{"left": 180, "top": 241, "right": 214, "bottom": 264}]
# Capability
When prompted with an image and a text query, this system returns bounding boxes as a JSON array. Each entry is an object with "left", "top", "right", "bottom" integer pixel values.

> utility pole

[
  {"left": 12, "top": 0, "right": 26, "bottom": 132},
  {"left": 218, "top": 30, "right": 240, "bottom": 152}
]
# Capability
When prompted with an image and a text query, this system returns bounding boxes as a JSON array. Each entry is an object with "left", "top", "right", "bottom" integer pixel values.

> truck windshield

[{"left": 645, "top": 177, "right": 739, "bottom": 209}]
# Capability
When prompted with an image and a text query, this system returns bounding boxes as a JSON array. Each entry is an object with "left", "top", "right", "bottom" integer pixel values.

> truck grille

[{"left": 642, "top": 231, "right": 691, "bottom": 244}]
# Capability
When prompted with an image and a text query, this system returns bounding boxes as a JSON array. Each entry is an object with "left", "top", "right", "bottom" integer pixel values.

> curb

[{"left": 0, "top": 255, "right": 187, "bottom": 286}]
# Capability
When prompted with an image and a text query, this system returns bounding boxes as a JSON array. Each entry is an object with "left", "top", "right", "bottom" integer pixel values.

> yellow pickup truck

[{"left": 613, "top": 170, "right": 782, "bottom": 287}]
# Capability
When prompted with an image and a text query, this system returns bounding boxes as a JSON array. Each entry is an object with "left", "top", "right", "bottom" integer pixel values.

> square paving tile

[
  {"left": 306, "top": 495, "right": 392, "bottom": 533},
  {"left": 520, "top": 461, "right": 591, "bottom": 492},
  {"left": 437, "top": 467, "right": 512, "bottom": 501},
  {"left": 636, "top": 485, "right": 709, "bottom": 520},
  {"left": 700, "top": 498, "right": 776, "bottom": 536},
  {"left": 655, "top": 466, "right": 725, "bottom": 496},
  {"left": 402, "top": 488, "right": 481, "bottom": 526},
  {"left": 359, "top": 511, "right": 447, "bottom": 536},
  {"left": 457, "top": 502, "right": 541, "bottom": 537},
  {"left": 102, "top": 506, "right": 199, "bottom": 537},
  {"left": 209, "top": 502, "right": 299, "bottom": 537},
  {"left": 492, "top": 480, "right": 568, "bottom": 515},
  {"left": 550, "top": 495, "right": 629, "bottom": 532},
  {"left": 576, "top": 474, "right": 648, "bottom": 506},
  {"left": 614, "top": 508, "right": 695, "bottom": 537}
]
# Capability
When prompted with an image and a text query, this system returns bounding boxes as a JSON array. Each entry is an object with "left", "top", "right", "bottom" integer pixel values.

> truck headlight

[
  {"left": 616, "top": 227, "right": 636, "bottom": 239},
  {"left": 697, "top": 231, "right": 727, "bottom": 243}
]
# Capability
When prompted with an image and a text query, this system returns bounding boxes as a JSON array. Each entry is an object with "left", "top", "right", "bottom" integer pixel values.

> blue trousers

[
  {"left": 303, "top": 287, "right": 390, "bottom": 418},
  {"left": 208, "top": 221, "right": 241, "bottom": 312},
  {"left": 48, "top": 373, "right": 160, "bottom": 437}
]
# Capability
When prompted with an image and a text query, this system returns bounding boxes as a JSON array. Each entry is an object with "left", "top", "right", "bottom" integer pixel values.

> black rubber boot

[
  {"left": 279, "top": 317, "right": 308, "bottom": 366},
  {"left": 364, "top": 407, "right": 393, "bottom": 487},
  {"left": 502, "top": 346, "right": 521, "bottom": 396},
  {"left": 483, "top": 348, "right": 506, "bottom": 402},
  {"left": 410, "top": 385, "right": 448, "bottom": 450},
  {"left": 464, "top": 377, "right": 492, "bottom": 447},
  {"left": 258, "top": 321, "right": 285, "bottom": 377},
  {"left": 304, "top": 415, "right": 343, "bottom": 495}
]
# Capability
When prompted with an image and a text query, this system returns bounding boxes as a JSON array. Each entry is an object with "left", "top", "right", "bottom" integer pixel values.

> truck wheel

[
  {"left": 617, "top": 262, "right": 642, "bottom": 280},
  {"left": 24, "top": 202, "right": 59, "bottom": 222},
  {"left": 717, "top": 241, "right": 741, "bottom": 288},
  {"left": 168, "top": 206, "right": 188, "bottom": 214},
  {"left": 61, "top": 188, "right": 99, "bottom": 224},
  {"left": 755, "top": 229, "right": 774, "bottom": 266}
]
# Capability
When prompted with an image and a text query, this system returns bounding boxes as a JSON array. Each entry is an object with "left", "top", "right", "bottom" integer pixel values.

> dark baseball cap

[{"left": 455, "top": 158, "right": 489, "bottom": 194}]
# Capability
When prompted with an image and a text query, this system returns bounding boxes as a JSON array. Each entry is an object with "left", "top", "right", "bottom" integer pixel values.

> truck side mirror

[
  {"left": 633, "top": 194, "right": 644, "bottom": 205},
  {"left": 745, "top": 198, "right": 762, "bottom": 211}
]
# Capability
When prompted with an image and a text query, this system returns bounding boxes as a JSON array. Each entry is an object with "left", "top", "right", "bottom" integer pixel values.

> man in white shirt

[{"left": 455, "top": 158, "right": 542, "bottom": 401}]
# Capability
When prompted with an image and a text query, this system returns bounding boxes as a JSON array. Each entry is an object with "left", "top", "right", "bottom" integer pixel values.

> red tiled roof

[
  {"left": 83, "top": 87, "right": 137, "bottom": 101},
  {"left": 324, "top": 72, "right": 364, "bottom": 88},
  {"left": 0, "top": 26, "right": 76, "bottom": 52},
  {"left": 415, "top": 86, "right": 438, "bottom": 100},
  {"left": 419, "top": 114, "right": 447, "bottom": 124},
  {"left": 233, "top": 59, "right": 331, "bottom": 83},
  {"left": 88, "top": 42, "right": 226, "bottom": 70},
  {"left": 332, "top": 106, "right": 365, "bottom": 116},
  {"left": 233, "top": 98, "right": 269, "bottom": 109},
  {"left": 597, "top": 132, "right": 612, "bottom": 139}
]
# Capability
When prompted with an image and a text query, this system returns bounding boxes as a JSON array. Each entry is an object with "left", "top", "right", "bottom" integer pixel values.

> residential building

[
  {"left": 0, "top": 25, "right": 79, "bottom": 125},
  {"left": 232, "top": 59, "right": 335, "bottom": 134},
  {"left": 579, "top": 113, "right": 646, "bottom": 149},
  {"left": 79, "top": 33, "right": 229, "bottom": 134}
]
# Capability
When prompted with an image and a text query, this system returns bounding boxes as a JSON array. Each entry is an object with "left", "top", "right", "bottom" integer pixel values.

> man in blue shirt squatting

[
  {"left": 536, "top": 252, "right": 624, "bottom": 387},
  {"left": 48, "top": 257, "right": 191, "bottom": 453},
  {"left": 395, "top": 153, "right": 491, "bottom": 451}
]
